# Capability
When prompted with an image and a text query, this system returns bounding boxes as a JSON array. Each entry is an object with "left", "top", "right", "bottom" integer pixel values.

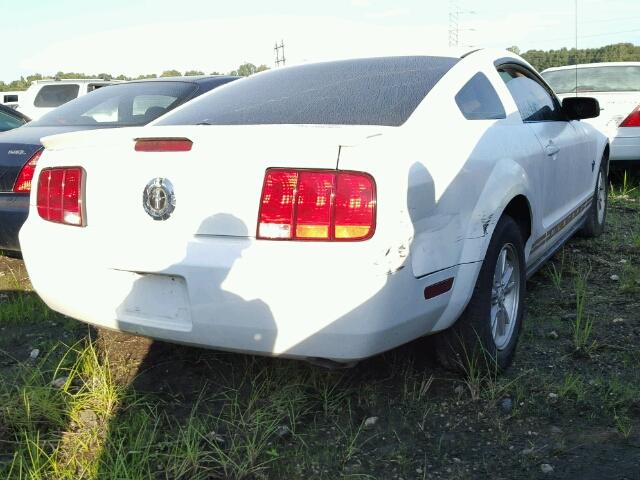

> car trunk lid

[
  {"left": 557, "top": 91, "right": 640, "bottom": 135},
  {"left": 40, "top": 124, "right": 386, "bottom": 270}
]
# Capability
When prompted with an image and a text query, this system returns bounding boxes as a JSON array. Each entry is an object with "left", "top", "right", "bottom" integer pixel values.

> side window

[
  {"left": 455, "top": 72, "right": 506, "bottom": 120},
  {"left": 498, "top": 68, "right": 563, "bottom": 122},
  {"left": 34, "top": 84, "right": 80, "bottom": 108},
  {"left": 82, "top": 96, "right": 120, "bottom": 123},
  {"left": 132, "top": 94, "right": 178, "bottom": 117}
]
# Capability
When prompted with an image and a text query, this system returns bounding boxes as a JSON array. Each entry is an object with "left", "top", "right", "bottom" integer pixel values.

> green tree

[
  {"left": 184, "top": 70, "right": 204, "bottom": 76},
  {"left": 229, "top": 63, "right": 270, "bottom": 77},
  {"left": 506, "top": 46, "right": 521, "bottom": 55},
  {"left": 160, "top": 70, "right": 182, "bottom": 78},
  {"left": 135, "top": 74, "right": 158, "bottom": 80}
]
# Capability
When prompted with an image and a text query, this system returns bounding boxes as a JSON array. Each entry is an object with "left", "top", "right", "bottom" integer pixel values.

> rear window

[
  {"left": 157, "top": 56, "right": 459, "bottom": 127},
  {"left": 542, "top": 65, "right": 640, "bottom": 94},
  {"left": 34, "top": 84, "right": 80, "bottom": 108},
  {"left": 0, "top": 110, "right": 25, "bottom": 131},
  {"left": 29, "top": 82, "right": 198, "bottom": 127}
]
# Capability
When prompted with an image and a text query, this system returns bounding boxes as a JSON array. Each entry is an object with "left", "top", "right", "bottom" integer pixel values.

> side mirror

[{"left": 562, "top": 97, "right": 600, "bottom": 120}]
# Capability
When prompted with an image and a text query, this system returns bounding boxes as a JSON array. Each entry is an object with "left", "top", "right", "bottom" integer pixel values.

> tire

[
  {"left": 433, "top": 215, "right": 526, "bottom": 373},
  {"left": 580, "top": 160, "right": 608, "bottom": 238}
]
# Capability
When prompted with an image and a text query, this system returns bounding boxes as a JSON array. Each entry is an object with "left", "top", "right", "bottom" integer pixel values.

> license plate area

[{"left": 115, "top": 274, "right": 192, "bottom": 332}]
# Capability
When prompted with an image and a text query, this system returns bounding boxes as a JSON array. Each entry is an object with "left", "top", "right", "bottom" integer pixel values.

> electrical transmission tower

[
  {"left": 448, "top": 1, "right": 476, "bottom": 47},
  {"left": 274, "top": 40, "right": 286, "bottom": 67}
]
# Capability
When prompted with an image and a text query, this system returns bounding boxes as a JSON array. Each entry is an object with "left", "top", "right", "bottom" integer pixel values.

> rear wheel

[
  {"left": 581, "top": 161, "right": 608, "bottom": 237},
  {"left": 433, "top": 215, "right": 526, "bottom": 373}
]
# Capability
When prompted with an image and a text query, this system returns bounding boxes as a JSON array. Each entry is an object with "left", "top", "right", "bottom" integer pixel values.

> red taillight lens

[
  {"left": 257, "top": 170, "right": 298, "bottom": 239},
  {"left": 257, "top": 168, "right": 376, "bottom": 241},
  {"left": 36, "top": 167, "right": 84, "bottom": 226},
  {"left": 334, "top": 172, "right": 376, "bottom": 240},
  {"left": 135, "top": 138, "right": 193, "bottom": 152},
  {"left": 620, "top": 105, "right": 640, "bottom": 127},
  {"left": 295, "top": 171, "right": 334, "bottom": 239},
  {"left": 12, "top": 149, "right": 43, "bottom": 193}
]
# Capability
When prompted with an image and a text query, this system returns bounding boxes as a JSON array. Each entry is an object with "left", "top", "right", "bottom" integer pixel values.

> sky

[{"left": 2, "top": 0, "right": 640, "bottom": 82}]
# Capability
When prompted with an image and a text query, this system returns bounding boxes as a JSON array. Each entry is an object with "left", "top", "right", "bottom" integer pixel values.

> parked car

[
  {"left": 20, "top": 50, "right": 608, "bottom": 371},
  {"left": 542, "top": 62, "right": 640, "bottom": 165},
  {"left": 18, "top": 79, "right": 118, "bottom": 121},
  {"left": 0, "top": 104, "right": 30, "bottom": 132},
  {"left": 0, "top": 76, "right": 239, "bottom": 252}
]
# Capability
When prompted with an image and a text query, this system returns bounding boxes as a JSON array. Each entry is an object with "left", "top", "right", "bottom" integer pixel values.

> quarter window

[
  {"left": 499, "top": 68, "right": 563, "bottom": 122},
  {"left": 455, "top": 72, "right": 505, "bottom": 120}
]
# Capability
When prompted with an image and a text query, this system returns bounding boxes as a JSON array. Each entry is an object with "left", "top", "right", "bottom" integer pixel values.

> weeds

[
  {"left": 545, "top": 248, "right": 566, "bottom": 290},
  {"left": 610, "top": 170, "right": 638, "bottom": 200},
  {"left": 571, "top": 267, "right": 597, "bottom": 354}
]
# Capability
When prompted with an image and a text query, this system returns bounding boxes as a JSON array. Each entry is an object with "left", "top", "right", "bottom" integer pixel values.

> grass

[
  {"left": 544, "top": 247, "right": 566, "bottom": 291},
  {"left": 1, "top": 171, "right": 639, "bottom": 479},
  {"left": 571, "top": 266, "right": 597, "bottom": 355}
]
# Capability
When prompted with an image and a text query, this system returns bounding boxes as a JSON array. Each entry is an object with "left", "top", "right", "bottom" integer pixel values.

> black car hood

[{"left": 0, "top": 125, "right": 104, "bottom": 192}]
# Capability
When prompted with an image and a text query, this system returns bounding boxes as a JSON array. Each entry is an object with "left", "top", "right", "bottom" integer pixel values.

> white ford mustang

[{"left": 20, "top": 49, "right": 608, "bottom": 371}]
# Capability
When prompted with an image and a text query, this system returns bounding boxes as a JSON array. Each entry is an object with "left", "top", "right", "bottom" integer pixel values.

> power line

[
  {"left": 274, "top": 40, "right": 286, "bottom": 67},
  {"left": 448, "top": 1, "right": 476, "bottom": 47}
]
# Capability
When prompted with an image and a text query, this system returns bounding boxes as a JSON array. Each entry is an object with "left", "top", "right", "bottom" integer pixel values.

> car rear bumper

[
  {"left": 20, "top": 220, "right": 480, "bottom": 362},
  {"left": 0, "top": 193, "right": 29, "bottom": 251},
  {"left": 610, "top": 127, "right": 640, "bottom": 162}
]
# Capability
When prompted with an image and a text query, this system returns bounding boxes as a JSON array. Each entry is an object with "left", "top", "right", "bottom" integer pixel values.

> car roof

[{"left": 542, "top": 62, "right": 640, "bottom": 73}]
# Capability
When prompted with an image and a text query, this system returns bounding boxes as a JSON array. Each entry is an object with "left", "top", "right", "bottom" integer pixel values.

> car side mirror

[{"left": 562, "top": 97, "right": 600, "bottom": 120}]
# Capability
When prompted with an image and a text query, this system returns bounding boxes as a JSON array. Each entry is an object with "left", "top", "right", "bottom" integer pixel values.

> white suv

[{"left": 18, "top": 79, "right": 116, "bottom": 121}]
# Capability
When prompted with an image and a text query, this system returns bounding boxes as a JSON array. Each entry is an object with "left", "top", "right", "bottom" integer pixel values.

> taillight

[
  {"left": 12, "top": 149, "right": 43, "bottom": 193},
  {"left": 257, "top": 168, "right": 376, "bottom": 241},
  {"left": 37, "top": 167, "right": 84, "bottom": 226},
  {"left": 135, "top": 138, "right": 193, "bottom": 152},
  {"left": 620, "top": 105, "right": 640, "bottom": 127}
]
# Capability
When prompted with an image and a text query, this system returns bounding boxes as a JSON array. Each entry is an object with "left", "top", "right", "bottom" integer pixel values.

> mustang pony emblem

[{"left": 143, "top": 178, "right": 175, "bottom": 220}]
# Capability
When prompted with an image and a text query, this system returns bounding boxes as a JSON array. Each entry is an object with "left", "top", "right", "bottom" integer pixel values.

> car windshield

[
  {"left": 29, "top": 81, "right": 198, "bottom": 127},
  {"left": 157, "top": 56, "right": 459, "bottom": 127},
  {"left": 542, "top": 65, "right": 640, "bottom": 93}
]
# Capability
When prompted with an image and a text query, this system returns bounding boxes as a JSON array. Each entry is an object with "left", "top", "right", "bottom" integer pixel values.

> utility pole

[
  {"left": 274, "top": 40, "right": 286, "bottom": 67},
  {"left": 448, "top": 1, "right": 476, "bottom": 47}
]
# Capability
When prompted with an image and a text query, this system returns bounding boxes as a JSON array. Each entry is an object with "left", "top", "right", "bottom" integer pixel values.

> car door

[{"left": 498, "top": 65, "right": 589, "bottom": 232}]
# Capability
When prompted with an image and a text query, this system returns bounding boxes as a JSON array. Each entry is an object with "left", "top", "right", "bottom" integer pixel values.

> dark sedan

[
  {"left": 0, "top": 76, "right": 239, "bottom": 252},
  {"left": 0, "top": 104, "right": 30, "bottom": 132}
]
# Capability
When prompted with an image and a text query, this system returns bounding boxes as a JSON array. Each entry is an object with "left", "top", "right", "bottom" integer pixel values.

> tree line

[
  {"left": 0, "top": 62, "right": 269, "bottom": 92},
  {"left": 3, "top": 42, "right": 639, "bottom": 92},
  {"left": 508, "top": 42, "right": 640, "bottom": 71}
]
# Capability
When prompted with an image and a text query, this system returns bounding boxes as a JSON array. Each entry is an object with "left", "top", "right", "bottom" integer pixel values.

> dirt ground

[{"left": 1, "top": 193, "right": 639, "bottom": 479}]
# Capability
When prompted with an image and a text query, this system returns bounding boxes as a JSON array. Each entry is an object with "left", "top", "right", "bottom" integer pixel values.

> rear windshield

[
  {"left": 157, "top": 56, "right": 459, "bottom": 127},
  {"left": 542, "top": 65, "right": 640, "bottom": 94},
  {"left": 29, "top": 82, "right": 198, "bottom": 127}
]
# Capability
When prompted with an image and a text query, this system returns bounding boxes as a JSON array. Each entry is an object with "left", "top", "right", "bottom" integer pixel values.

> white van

[{"left": 18, "top": 79, "right": 117, "bottom": 120}]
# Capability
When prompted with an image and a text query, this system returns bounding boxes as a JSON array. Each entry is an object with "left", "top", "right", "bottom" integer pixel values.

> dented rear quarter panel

[{"left": 338, "top": 50, "right": 543, "bottom": 283}]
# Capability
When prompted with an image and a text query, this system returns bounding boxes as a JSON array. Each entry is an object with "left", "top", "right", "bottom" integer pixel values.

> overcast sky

[{"left": 2, "top": 0, "right": 640, "bottom": 82}]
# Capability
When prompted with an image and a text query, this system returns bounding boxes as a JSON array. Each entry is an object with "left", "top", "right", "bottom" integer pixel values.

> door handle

[{"left": 545, "top": 143, "right": 560, "bottom": 157}]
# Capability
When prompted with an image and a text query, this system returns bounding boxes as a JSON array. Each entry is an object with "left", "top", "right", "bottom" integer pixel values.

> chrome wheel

[
  {"left": 491, "top": 244, "right": 520, "bottom": 351},
  {"left": 596, "top": 169, "right": 606, "bottom": 225}
]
